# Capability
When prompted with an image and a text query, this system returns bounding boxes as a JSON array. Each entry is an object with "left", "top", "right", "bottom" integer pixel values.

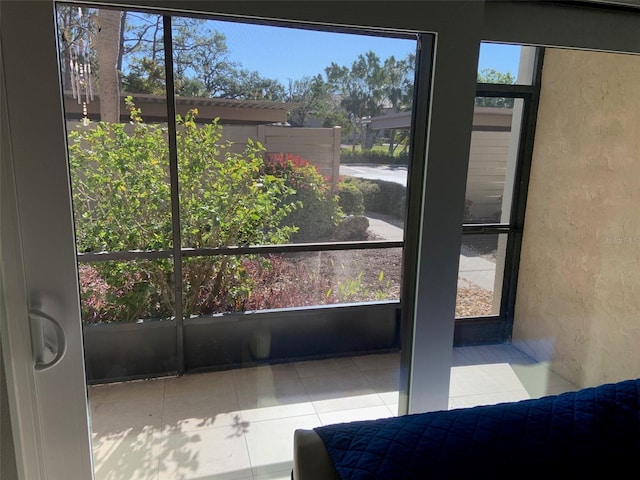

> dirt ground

[
  {"left": 250, "top": 227, "right": 495, "bottom": 316},
  {"left": 321, "top": 246, "right": 494, "bottom": 317}
]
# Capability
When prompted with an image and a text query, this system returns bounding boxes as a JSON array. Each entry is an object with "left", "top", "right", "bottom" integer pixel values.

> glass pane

[
  {"left": 58, "top": 6, "right": 172, "bottom": 252},
  {"left": 78, "top": 258, "right": 175, "bottom": 323},
  {"left": 456, "top": 234, "right": 506, "bottom": 318},
  {"left": 478, "top": 42, "right": 536, "bottom": 85},
  {"left": 182, "top": 248, "right": 402, "bottom": 315},
  {"left": 171, "top": 16, "right": 416, "bottom": 246},
  {"left": 463, "top": 98, "right": 524, "bottom": 223}
]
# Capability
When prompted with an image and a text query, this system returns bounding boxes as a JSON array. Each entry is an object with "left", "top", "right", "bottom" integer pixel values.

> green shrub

[
  {"left": 337, "top": 177, "right": 365, "bottom": 216},
  {"left": 334, "top": 215, "right": 369, "bottom": 241},
  {"left": 69, "top": 99, "right": 298, "bottom": 321},
  {"left": 340, "top": 149, "right": 409, "bottom": 165},
  {"left": 263, "top": 153, "right": 342, "bottom": 242},
  {"left": 342, "top": 177, "right": 406, "bottom": 219},
  {"left": 368, "top": 180, "right": 406, "bottom": 218},
  {"left": 347, "top": 177, "right": 380, "bottom": 202}
]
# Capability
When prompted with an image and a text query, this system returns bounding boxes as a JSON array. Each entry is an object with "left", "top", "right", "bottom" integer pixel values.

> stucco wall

[{"left": 513, "top": 48, "right": 640, "bottom": 388}]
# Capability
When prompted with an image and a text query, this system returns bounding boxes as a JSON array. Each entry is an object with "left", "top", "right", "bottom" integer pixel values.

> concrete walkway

[
  {"left": 366, "top": 213, "right": 404, "bottom": 241},
  {"left": 458, "top": 254, "right": 496, "bottom": 292},
  {"left": 366, "top": 213, "right": 496, "bottom": 292}
]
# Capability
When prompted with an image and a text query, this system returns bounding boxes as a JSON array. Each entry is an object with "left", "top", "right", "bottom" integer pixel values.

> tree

[
  {"left": 286, "top": 75, "right": 335, "bottom": 127},
  {"left": 476, "top": 68, "right": 516, "bottom": 108},
  {"left": 58, "top": 6, "right": 287, "bottom": 106},
  {"left": 379, "top": 54, "right": 414, "bottom": 153},
  {"left": 120, "top": 12, "right": 286, "bottom": 99},
  {"left": 221, "top": 69, "right": 286, "bottom": 100},
  {"left": 121, "top": 58, "right": 165, "bottom": 95},
  {"left": 326, "top": 52, "right": 384, "bottom": 115},
  {"left": 95, "top": 9, "right": 123, "bottom": 122},
  {"left": 119, "top": 11, "right": 166, "bottom": 94},
  {"left": 477, "top": 68, "right": 516, "bottom": 84},
  {"left": 380, "top": 54, "right": 415, "bottom": 112},
  {"left": 58, "top": 6, "right": 418, "bottom": 132},
  {"left": 165, "top": 17, "right": 231, "bottom": 96},
  {"left": 325, "top": 51, "right": 414, "bottom": 150}
]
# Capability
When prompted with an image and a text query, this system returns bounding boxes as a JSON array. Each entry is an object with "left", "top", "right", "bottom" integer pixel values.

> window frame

[
  {"left": 454, "top": 46, "right": 545, "bottom": 345},
  {"left": 66, "top": 5, "right": 429, "bottom": 377}
]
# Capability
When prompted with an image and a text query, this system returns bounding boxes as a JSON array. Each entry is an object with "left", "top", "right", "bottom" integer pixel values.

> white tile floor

[{"left": 88, "top": 344, "right": 578, "bottom": 480}]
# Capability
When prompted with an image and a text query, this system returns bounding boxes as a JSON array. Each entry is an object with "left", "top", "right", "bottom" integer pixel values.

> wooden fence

[
  {"left": 220, "top": 125, "right": 342, "bottom": 190},
  {"left": 68, "top": 110, "right": 512, "bottom": 219}
]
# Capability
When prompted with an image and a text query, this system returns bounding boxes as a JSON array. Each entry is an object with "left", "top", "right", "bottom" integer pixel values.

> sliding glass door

[
  {"left": 56, "top": 3, "right": 422, "bottom": 381},
  {"left": 1, "top": 2, "right": 94, "bottom": 478}
]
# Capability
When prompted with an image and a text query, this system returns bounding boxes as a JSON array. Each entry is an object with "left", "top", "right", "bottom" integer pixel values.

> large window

[
  {"left": 455, "top": 43, "right": 543, "bottom": 341},
  {"left": 59, "top": 4, "right": 543, "bottom": 377},
  {"left": 57, "top": 3, "right": 421, "bottom": 379}
]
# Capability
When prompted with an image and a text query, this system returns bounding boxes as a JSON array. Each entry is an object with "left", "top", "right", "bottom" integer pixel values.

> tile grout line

[
  {"left": 91, "top": 347, "right": 563, "bottom": 479},
  {"left": 234, "top": 366, "right": 267, "bottom": 478},
  {"left": 154, "top": 377, "right": 167, "bottom": 480}
]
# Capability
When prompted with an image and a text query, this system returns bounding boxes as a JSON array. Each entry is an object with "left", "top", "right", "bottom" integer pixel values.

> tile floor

[{"left": 88, "top": 344, "right": 578, "bottom": 480}]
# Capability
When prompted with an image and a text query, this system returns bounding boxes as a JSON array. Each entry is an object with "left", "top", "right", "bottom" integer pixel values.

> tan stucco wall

[{"left": 513, "top": 48, "right": 640, "bottom": 389}]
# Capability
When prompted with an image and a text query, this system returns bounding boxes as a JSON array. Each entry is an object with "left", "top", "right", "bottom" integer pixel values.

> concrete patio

[{"left": 88, "top": 344, "right": 578, "bottom": 480}]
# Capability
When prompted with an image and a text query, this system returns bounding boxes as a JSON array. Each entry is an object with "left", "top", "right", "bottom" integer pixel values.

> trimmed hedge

[
  {"left": 337, "top": 178, "right": 365, "bottom": 216},
  {"left": 342, "top": 177, "right": 406, "bottom": 220},
  {"left": 340, "top": 150, "right": 409, "bottom": 166},
  {"left": 334, "top": 215, "right": 370, "bottom": 241}
]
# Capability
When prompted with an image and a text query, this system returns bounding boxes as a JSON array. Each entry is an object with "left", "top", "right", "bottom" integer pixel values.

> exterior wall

[
  {"left": 513, "top": 48, "right": 640, "bottom": 388},
  {"left": 466, "top": 129, "right": 511, "bottom": 220},
  {"left": 371, "top": 107, "right": 515, "bottom": 221}
]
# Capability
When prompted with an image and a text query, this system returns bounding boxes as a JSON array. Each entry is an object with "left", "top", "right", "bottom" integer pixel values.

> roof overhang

[
  {"left": 63, "top": 92, "right": 301, "bottom": 125},
  {"left": 369, "top": 106, "right": 514, "bottom": 131}
]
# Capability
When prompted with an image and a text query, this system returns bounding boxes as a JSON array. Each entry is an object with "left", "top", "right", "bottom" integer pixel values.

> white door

[{"left": 0, "top": 2, "right": 94, "bottom": 479}]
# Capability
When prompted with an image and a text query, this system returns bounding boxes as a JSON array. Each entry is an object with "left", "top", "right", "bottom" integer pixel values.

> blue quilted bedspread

[{"left": 314, "top": 378, "right": 640, "bottom": 479}]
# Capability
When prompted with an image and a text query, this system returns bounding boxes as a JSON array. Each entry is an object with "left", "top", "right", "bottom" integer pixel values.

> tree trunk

[
  {"left": 116, "top": 11, "right": 127, "bottom": 74},
  {"left": 95, "top": 9, "right": 122, "bottom": 123}
]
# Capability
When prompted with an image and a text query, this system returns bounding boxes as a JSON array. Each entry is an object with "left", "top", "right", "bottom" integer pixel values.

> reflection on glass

[
  {"left": 183, "top": 248, "right": 401, "bottom": 315},
  {"left": 456, "top": 234, "right": 506, "bottom": 318},
  {"left": 464, "top": 98, "right": 523, "bottom": 224},
  {"left": 77, "top": 259, "right": 175, "bottom": 324}
]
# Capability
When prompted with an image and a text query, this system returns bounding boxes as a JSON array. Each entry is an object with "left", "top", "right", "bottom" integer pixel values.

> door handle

[{"left": 30, "top": 308, "right": 67, "bottom": 371}]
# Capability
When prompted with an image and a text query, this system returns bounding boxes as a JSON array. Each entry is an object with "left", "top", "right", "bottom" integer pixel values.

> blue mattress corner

[{"left": 314, "top": 378, "right": 640, "bottom": 479}]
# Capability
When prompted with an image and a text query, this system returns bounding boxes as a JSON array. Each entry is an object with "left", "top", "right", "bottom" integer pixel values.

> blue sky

[
  {"left": 207, "top": 19, "right": 521, "bottom": 85},
  {"left": 478, "top": 42, "right": 521, "bottom": 75}
]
